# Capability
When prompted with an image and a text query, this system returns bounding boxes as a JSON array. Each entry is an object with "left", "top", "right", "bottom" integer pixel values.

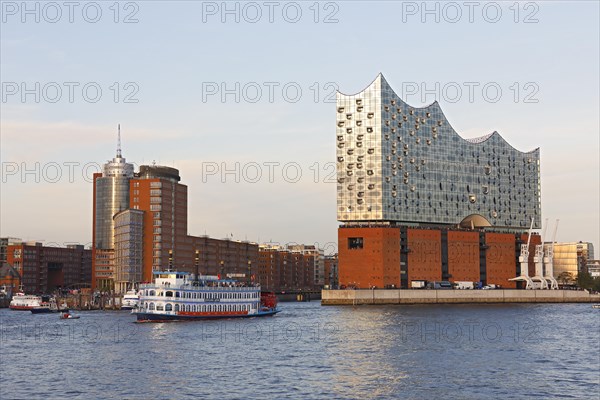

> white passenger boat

[
  {"left": 9, "top": 292, "right": 42, "bottom": 310},
  {"left": 133, "top": 271, "right": 280, "bottom": 322},
  {"left": 121, "top": 289, "right": 140, "bottom": 310}
]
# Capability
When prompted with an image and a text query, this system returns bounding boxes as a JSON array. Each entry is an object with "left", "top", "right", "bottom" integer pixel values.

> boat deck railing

[{"left": 139, "top": 283, "right": 260, "bottom": 291}]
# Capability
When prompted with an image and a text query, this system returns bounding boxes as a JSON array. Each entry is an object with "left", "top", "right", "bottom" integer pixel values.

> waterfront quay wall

[{"left": 322, "top": 289, "right": 600, "bottom": 305}]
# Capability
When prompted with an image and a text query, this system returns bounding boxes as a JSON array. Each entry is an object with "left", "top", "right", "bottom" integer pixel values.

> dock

[{"left": 321, "top": 289, "right": 600, "bottom": 305}]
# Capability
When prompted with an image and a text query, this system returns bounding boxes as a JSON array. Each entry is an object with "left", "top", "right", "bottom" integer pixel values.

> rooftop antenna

[{"left": 117, "top": 124, "right": 122, "bottom": 158}]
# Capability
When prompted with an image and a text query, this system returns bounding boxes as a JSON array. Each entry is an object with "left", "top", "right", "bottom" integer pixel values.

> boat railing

[
  {"left": 140, "top": 295, "right": 261, "bottom": 301},
  {"left": 139, "top": 283, "right": 260, "bottom": 291}
]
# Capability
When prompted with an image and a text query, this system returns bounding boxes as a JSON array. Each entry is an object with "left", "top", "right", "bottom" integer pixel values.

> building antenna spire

[{"left": 117, "top": 124, "right": 122, "bottom": 158}]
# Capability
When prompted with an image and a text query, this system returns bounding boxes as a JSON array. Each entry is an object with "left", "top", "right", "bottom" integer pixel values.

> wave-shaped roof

[{"left": 338, "top": 73, "right": 539, "bottom": 154}]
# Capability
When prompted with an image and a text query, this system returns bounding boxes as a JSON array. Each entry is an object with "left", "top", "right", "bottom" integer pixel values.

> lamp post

[
  {"left": 194, "top": 250, "right": 200, "bottom": 282},
  {"left": 220, "top": 260, "right": 224, "bottom": 279},
  {"left": 247, "top": 259, "right": 252, "bottom": 285}
]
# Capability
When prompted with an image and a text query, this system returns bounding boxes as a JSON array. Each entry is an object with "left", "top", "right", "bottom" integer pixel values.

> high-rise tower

[{"left": 92, "top": 126, "right": 134, "bottom": 289}]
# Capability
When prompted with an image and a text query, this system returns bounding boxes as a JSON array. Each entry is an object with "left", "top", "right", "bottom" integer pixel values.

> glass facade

[
  {"left": 336, "top": 74, "right": 541, "bottom": 230},
  {"left": 547, "top": 242, "right": 595, "bottom": 278},
  {"left": 114, "top": 209, "right": 144, "bottom": 292},
  {"left": 94, "top": 155, "right": 134, "bottom": 249}
]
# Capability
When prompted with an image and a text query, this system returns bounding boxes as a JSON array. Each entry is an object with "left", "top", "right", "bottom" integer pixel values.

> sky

[{"left": 1, "top": 1, "right": 599, "bottom": 254}]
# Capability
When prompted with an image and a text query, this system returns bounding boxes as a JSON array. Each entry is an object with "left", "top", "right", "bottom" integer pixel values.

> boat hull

[
  {"left": 31, "top": 307, "right": 69, "bottom": 314},
  {"left": 135, "top": 309, "right": 280, "bottom": 323},
  {"left": 9, "top": 305, "right": 36, "bottom": 311}
]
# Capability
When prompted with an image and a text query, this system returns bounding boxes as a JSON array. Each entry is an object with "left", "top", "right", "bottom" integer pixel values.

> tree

[
  {"left": 557, "top": 272, "right": 574, "bottom": 285},
  {"left": 577, "top": 270, "right": 594, "bottom": 290},
  {"left": 593, "top": 277, "right": 600, "bottom": 293}
]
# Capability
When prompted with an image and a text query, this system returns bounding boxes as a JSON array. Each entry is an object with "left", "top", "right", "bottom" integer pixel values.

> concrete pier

[{"left": 322, "top": 289, "right": 600, "bottom": 305}]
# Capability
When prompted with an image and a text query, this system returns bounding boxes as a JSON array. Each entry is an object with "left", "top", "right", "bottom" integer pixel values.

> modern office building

[
  {"left": 5, "top": 240, "right": 91, "bottom": 293},
  {"left": 113, "top": 209, "right": 145, "bottom": 293},
  {"left": 547, "top": 241, "right": 595, "bottom": 279},
  {"left": 130, "top": 165, "right": 188, "bottom": 280},
  {"left": 336, "top": 75, "right": 542, "bottom": 289},
  {"left": 92, "top": 128, "right": 134, "bottom": 289}
]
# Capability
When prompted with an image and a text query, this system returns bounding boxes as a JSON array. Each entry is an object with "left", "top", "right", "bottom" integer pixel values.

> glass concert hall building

[{"left": 336, "top": 74, "right": 542, "bottom": 289}]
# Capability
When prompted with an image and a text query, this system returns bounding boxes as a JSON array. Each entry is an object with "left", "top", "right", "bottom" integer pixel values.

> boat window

[
  {"left": 175, "top": 292, "right": 180, "bottom": 298},
  {"left": 165, "top": 303, "right": 172, "bottom": 312},
  {"left": 156, "top": 305, "right": 164, "bottom": 311},
  {"left": 149, "top": 303, "right": 155, "bottom": 310},
  {"left": 149, "top": 290, "right": 155, "bottom": 296},
  {"left": 174, "top": 304, "right": 179, "bottom": 312},
  {"left": 165, "top": 291, "right": 173, "bottom": 297}
]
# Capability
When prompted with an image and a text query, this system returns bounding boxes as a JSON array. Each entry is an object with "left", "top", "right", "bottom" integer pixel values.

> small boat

[
  {"left": 9, "top": 292, "right": 42, "bottom": 310},
  {"left": 121, "top": 288, "right": 140, "bottom": 310},
  {"left": 133, "top": 271, "right": 280, "bottom": 322},
  {"left": 593, "top": 304, "right": 600, "bottom": 309},
  {"left": 60, "top": 312, "right": 80, "bottom": 320}
]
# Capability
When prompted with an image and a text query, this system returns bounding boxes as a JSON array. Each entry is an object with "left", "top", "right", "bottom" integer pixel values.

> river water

[{"left": 0, "top": 302, "right": 598, "bottom": 399}]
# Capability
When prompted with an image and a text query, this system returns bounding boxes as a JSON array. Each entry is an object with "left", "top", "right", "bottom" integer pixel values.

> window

[{"left": 348, "top": 237, "right": 364, "bottom": 250}]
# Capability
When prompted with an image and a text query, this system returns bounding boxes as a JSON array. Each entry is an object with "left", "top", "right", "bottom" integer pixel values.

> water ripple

[{"left": 1, "top": 303, "right": 598, "bottom": 399}]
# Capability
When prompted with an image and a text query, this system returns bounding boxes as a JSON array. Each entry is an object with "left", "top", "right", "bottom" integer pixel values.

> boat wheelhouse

[{"left": 133, "top": 271, "right": 279, "bottom": 322}]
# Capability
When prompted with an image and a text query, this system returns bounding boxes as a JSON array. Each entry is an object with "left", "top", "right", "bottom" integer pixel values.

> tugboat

[{"left": 133, "top": 271, "right": 280, "bottom": 322}]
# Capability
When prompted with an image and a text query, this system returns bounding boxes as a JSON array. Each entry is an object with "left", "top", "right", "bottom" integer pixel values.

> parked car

[
  {"left": 453, "top": 281, "right": 475, "bottom": 290},
  {"left": 482, "top": 284, "right": 500, "bottom": 290},
  {"left": 426, "top": 281, "right": 453, "bottom": 289}
]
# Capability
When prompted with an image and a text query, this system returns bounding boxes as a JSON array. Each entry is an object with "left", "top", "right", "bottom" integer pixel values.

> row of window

[
  {"left": 145, "top": 289, "right": 259, "bottom": 300},
  {"left": 145, "top": 302, "right": 251, "bottom": 313}
]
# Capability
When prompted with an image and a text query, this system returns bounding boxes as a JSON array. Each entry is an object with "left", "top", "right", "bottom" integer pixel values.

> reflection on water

[{"left": 1, "top": 303, "right": 598, "bottom": 399}]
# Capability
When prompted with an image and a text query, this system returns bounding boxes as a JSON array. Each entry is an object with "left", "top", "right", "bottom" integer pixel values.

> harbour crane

[
  {"left": 543, "top": 219, "right": 560, "bottom": 290},
  {"left": 531, "top": 219, "right": 549, "bottom": 289},
  {"left": 510, "top": 217, "right": 536, "bottom": 289}
]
